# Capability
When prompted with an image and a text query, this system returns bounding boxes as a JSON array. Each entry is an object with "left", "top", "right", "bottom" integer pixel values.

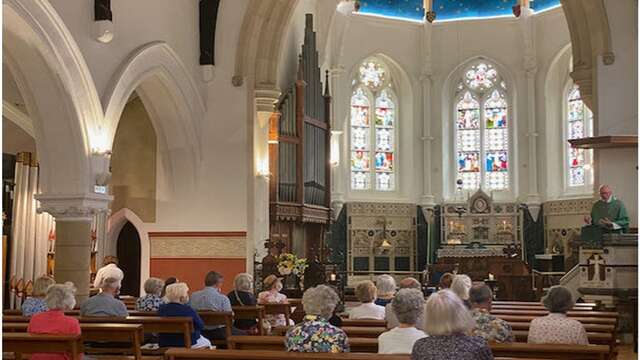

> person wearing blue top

[
  {"left": 191, "top": 271, "right": 244, "bottom": 342},
  {"left": 158, "top": 282, "right": 211, "bottom": 349},
  {"left": 22, "top": 276, "right": 55, "bottom": 317}
]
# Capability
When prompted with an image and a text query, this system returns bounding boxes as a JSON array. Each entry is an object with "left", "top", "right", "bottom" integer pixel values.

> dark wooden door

[{"left": 116, "top": 221, "right": 141, "bottom": 297}]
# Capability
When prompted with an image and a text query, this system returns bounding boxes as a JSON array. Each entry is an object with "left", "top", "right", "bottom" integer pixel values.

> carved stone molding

[
  {"left": 255, "top": 87, "right": 281, "bottom": 114},
  {"left": 35, "top": 193, "right": 112, "bottom": 221}
]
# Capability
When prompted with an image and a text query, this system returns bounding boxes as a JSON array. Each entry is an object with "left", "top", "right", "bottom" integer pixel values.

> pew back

[{"left": 3, "top": 333, "right": 83, "bottom": 360}]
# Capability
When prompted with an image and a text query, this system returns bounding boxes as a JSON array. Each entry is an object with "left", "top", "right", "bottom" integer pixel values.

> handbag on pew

[{"left": 233, "top": 290, "right": 271, "bottom": 335}]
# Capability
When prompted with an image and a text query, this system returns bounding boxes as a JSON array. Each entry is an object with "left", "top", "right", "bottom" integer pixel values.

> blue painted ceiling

[{"left": 358, "top": 0, "right": 561, "bottom": 21}]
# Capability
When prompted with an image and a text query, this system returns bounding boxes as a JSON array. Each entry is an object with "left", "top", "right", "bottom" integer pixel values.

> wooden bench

[
  {"left": 3, "top": 333, "right": 83, "bottom": 360},
  {"left": 494, "top": 301, "right": 596, "bottom": 307},
  {"left": 231, "top": 306, "right": 266, "bottom": 335},
  {"left": 341, "top": 326, "right": 386, "bottom": 338},
  {"left": 496, "top": 315, "right": 617, "bottom": 326},
  {"left": 3, "top": 322, "right": 143, "bottom": 359},
  {"left": 341, "top": 319, "right": 386, "bottom": 327},
  {"left": 511, "top": 329, "right": 613, "bottom": 344},
  {"left": 262, "top": 303, "right": 293, "bottom": 325},
  {"left": 508, "top": 322, "right": 615, "bottom": 333},
  {"left": 198, "top": 311, "right": 234, "bottom": 348},
  {"left": 492, "top": 305, "right": 595, "bottom": 311},
  {"left": 490, "top": 342, "right": 609, "bottom": 360},
  {"left": 227, "top": 335, "right": 378, "bottom": 353},
  {"left": 491, "top": 309, "right": 618, "bottom": 318}
]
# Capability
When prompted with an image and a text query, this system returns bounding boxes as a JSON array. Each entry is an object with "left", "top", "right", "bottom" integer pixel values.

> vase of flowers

[{"left": 277, "top": 253, "right": 308, "bottom": 290}]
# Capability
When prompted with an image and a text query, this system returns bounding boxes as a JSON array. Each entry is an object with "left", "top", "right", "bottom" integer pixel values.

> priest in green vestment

[{"left": 584, "top": 185, "right": 630, "bottom": 233}]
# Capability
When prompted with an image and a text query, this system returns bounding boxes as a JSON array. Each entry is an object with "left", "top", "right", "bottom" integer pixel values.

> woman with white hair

[
  {"left": 158, "top": 282, "right": 212, "bottom": 349},
  {"left": 378, "top": 289, "right": 426, "bottom": 354},
  {"left": 227, "top": 273, "right": 258, "bottom": 331},
  {"left": 348, "top": 280, "right": 385, "bottom": 320},
  {"left": 28, "top": 283, "right": 81, "bottom": 360},
  {"left": 411, "top": 290, "right": 492, "bottom": 360},
  {"left": 374, "top": 274, "right": 397, "bottom": 306},
  {"left": 22, "top": 275, "right": 55, "bottom": 316},
  {"left": 136, "top": 277, "right": 165, "bottom": 311},
  {"left": 528, "top": 285, "right": 588, "bottom": 344},
  {"left": 450, "top": 274, "right": 473, "bottom": 309},
  {"left": 285, "top": 285, "right": 349, "bottom": 352}
]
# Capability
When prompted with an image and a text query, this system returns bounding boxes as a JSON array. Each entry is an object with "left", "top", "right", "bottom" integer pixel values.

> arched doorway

[{"left": 116, "top": 221, "right": 141, "bottom": 297}]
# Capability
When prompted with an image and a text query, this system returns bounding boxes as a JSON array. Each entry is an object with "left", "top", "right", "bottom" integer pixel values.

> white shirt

[
  {"left": 348, "top": 302, "right": 386, "bottom": 320},
  {"left": 93, "top": 263, "right": 124, "bottom": 288},
  {"left": 378, "top": 326, "right": 427, "bottom": 354}
]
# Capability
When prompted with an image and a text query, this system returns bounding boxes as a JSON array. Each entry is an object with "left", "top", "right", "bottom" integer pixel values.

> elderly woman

[
  {"left": 136, "top": 277, "right": 165, "bottom": 311},
  {"left": 158, "top": 282, "right": 212, "bottom": 349},
  {"left": 161, "top": 277, "right": 178, "bottom": 299},
  {"left": 450, "top": 274, "right": 472, "bottom": 308},
  {"left": 28, "top": 283, "right": 81, "bottom": 360},
  {"left": 348, "top": 280, "right": 385, "bottom": 320},
  {"left": 375, "top": 274, "right": 397, "bottom": 306},
  {"left": 285, "top": 285, "right": 349, "bottom": 352},
  {"left": 528, "top": 285, "right": 588, "bottom": 344},
  {"left": 411, "top": 290, "right": 492, "bottom": 360},
  {"left": 258, "top": 274, "right": 292, "bottom": 327},
  {"left": 227, "top": 273, "right": 258, "bottom": 330},
  {"left": 378, "top": 289, "right": 426, "bottom": 354},
  {"left": 22, "top": 275, "right": 55, "bottom": 316}
]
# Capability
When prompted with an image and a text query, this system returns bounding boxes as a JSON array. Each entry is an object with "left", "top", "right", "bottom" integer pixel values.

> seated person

[
  {"left": 80, "top": 277, "right": 128, "bottom": 317},
  {"left": 348, "top": 280, "right": 385, "bottom": 320},
  {"left": 528, "top": 285, "right": 588, "bottom": 344},
  {"left": 285, "top": 285, "right": 349, "bottom": 352},
  {"left": 190, "top": 271, "right": 237, "bottom": 340},
  {"left": 378, "top": 288, "right": 427, "bottom": 354},
  {"left": 439, "top": 272, "right": 454, "bottom": 290},
  {"left": 450, "top": 274, "right": 472, "bottom": 309},
  {"left": 93, "top": 255, "right": 124, "bottom": 289},
  {"left": 28, "top": 283, "right": 81, "bottom": 360},
  {"left": 161, "top": 277, "right": 178, "bottom": 300},
  {"left": 258, "top": 274, "right": 293, "bottom": 327},
  {"left": 136, "top": 277, "right": 165, "bottom": 311},
  {"left": 22, "top": 275, "right": 55, "bottom": 316},
  {"left": 374, "top": 274, "right": 396, "bottom": 306},
  {"left": 227, "top": 273, "right": 258, "bottom": 331},
  {"left": 385, "top": 277, "right": 425, "bottom": 330},
  {"left": 412, "top": 290, "right": 492, "bottom": 360},
  {"left": 469, "top": 283, "right": 513, "bottom": 343},
  {"left": 159, "top": 282, "right": 212, "bottom": 349}
]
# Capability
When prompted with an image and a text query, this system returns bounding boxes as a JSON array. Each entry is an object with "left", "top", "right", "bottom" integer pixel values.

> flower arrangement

[{"left": 277, "top": 253, "right": 308, "bottom": 276}]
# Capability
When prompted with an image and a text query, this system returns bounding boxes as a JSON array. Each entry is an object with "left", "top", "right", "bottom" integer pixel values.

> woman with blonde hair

[
  {"left": 411, "top": 289, "right": 492, "bottom": 359},
  {"left": 158, "top": 282, "right": 211, "bottom": 349},
  {"left": 348, "top": 280, "right": 385, "bottom": 320},
  {"left": 22, "top": 275, "right": 55, "bottom": 316},
  {"left": 227, "top": 273, "right": 258, "bottom": 330}
]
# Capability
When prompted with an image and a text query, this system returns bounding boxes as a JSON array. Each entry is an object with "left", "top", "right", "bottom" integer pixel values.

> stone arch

[
  {"left": 103, "top": 42, "right": 205, "bottom": 190},
  {"left": 107, "top": 208, "right": 150, "bottom": 294},
  {"left": 3, "top": 0, "right": 104, "bottom": 194}
]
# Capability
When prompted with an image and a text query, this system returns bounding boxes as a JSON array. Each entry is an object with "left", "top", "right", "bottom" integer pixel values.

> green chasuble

[{"left": 591, "top": 197, "right": 630, "bottom": 233}]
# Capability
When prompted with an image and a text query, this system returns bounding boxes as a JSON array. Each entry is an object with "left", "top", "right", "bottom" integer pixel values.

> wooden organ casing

[{"left": 268, "top": 14, "right": 331, "bottom": 260}]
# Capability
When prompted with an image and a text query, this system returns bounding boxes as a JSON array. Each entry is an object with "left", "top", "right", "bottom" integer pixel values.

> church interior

[{"left": 2, "top": 0, "right": 639, "bottom": 358}]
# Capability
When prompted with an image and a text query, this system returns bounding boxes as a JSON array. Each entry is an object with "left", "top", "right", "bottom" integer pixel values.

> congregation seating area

[{"left": 2, "top": 298, "right": 620, "bottom": 360}]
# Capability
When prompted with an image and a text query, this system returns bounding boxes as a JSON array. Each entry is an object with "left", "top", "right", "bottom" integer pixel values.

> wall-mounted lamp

[
  {"left": 256, "top": 156, "right": 270, "bottom": 179},
  {"left": 330, "top": 131, "right": 342, "bottom": 168}
]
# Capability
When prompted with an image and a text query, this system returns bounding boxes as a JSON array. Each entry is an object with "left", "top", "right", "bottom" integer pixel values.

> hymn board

[{"left": 267, "top": 14, "right": 331, "bottom": 261}]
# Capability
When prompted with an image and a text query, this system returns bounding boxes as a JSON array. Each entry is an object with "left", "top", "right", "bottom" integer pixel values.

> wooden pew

[
  {"left": 508, "top": 322, "right": 615, "bottom": 333},
  {"left": 341, "top": 319, "right": 386, "bottom": 327},
  {"left": 494, "top": 301, "right": 596, "bottom": 307},
  {"left": 3, "top": 333, "right": 83, "bottom": 360},
  {"left": 492, "top": 305, "right": 595, "bottom": 311},
  {"left": 3, "top": 322, "right": 143, "bottom": 359},
  {"left": 341, "top": 326, "right": 386, "bottom": 338},
  {"left": 262, "top": 303, "right": 293, "bottom": 325},
  {"left": 198, "top": 311, "right": 234, "bottom": 348},
  {"left": 490, "top": 342, "right": 609, "bottom": 360},
  {"left": 227, "top": 335, "right": 378, "bottom": 353},
  {"left": 231, "top": 306, "right": 266, "bottom": 335},
  {"left": 511, "top": 329, "right": 613, "bottom": 344},
  {"left": 491, "top": 309, "right": 618, "bottom": 318},
  {"left": 496, "top": 315, "right": 617, "bottom": 326}
]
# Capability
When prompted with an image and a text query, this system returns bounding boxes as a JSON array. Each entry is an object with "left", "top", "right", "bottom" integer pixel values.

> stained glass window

[
  {"left": 351, "top": 59, "right": 396, "bottom": 191},
  {"left": 566, "top": 85, "right": 593, "bottom": 187},
  {"left": 454, "top": 62, "right": 509, "bottom": 192}
]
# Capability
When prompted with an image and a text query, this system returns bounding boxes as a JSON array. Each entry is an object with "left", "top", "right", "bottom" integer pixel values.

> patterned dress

[
  {"left": 471, "top": 308, "right": 514, "bottom": 343},
  {"left": 257, "top": 290, "right": 291, "bottom": 327},
  {"left": 135, "top": 294, "right": 165, "bottom": 312},
  {"left": 22, "top": 297, "right": 48, "bottom": 317},
  {"left": 411, "top": 334, "right": 493, "bottom": 360},
  {"left": 285, "top": 315, "right": 349, "bottom": 353},
  {"left": 528, "top": 313, "right": 589, "bottom": 345}
]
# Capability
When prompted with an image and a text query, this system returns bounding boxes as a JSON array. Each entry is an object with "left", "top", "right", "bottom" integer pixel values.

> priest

[{"left": 584, "top": 185, "right": 630, "bottom": 233}]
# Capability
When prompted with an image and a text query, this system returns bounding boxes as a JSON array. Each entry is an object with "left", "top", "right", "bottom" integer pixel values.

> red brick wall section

[{"left": 149, "top": 257, "right": 246, "bottom": 294}]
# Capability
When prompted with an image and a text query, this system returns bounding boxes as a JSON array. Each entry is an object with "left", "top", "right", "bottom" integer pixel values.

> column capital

[
  {"left": 35, "top": 193, "right": 112, "bottom": 221},
  {"left": 255, "top": 86, "right": 281, "bottom": 113}
]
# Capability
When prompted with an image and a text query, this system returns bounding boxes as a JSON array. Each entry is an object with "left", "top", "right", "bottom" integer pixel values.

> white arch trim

[
  {"left": 107, "top": 208, "right": 150, "bottom": 295},
  {"left": 103, "top": 41, "right": 204, "bottom": 164},
  {"left": 3, "top": 100, "right": 35, "bottom": 138}
]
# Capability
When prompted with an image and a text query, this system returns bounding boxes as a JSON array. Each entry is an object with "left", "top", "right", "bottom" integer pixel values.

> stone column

[
  {"left": 36, "top": 193, "right": 111, "bottom": 303},
  {"left": 420, "top": 18, "right": 436, "bottom": 208}
]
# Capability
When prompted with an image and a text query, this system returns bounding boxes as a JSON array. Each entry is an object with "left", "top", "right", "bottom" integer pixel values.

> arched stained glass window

[
  {"left": 566, "top": 84, "right": 593, "bottom": 187},
  {"left": 350, "top": 58, "right": 396, "bottom": 191},
  {"left": 454, "top": 62, "right": 510, "bottom": 191}
]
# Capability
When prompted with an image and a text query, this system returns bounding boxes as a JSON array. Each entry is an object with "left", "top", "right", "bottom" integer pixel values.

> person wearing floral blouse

[
  {"left": 528, "top": 285, "right": 588, "bottom": 345},
  {"left": 22, "top": 276, "right": 55, "bottom": 317},
  {"left": 135, "top": 277, "right": 165, "bottom": 312},
  {"left": 285, "top": 285, "right": 349, "bottom": 353},
  {"left": 258, "top": 275, "right": 292, "bottom": 327},
  {"left": 469, "top": 283, "right": 513, "bottom": 343}
]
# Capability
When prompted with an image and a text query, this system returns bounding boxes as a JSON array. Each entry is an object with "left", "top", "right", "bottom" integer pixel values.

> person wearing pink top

[{"left": 28, "top": 283, "right": 82, "bottom": 360}]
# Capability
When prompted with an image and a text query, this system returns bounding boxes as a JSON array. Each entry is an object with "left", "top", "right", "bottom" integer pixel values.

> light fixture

[
  {"left": 377, "top": 217, "right": 393, "bottom": 254},
  {"left": 256, "top": 156, "right": 270, "bottom": 179}
]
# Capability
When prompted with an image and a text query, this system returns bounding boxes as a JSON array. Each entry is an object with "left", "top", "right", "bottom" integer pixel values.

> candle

[
  {"left": 330, "top": 273, "right": 336, "bottom": 282},
  {"left": 488, "top": 273, "right": 495, "bottom": 281},
  {"left": 502, "top": 220, "right": 507, "bottom": 231}
]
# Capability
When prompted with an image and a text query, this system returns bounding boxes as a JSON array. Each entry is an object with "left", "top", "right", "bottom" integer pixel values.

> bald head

[
  {"left": 599, "top": 185, "right": 613, "bottom": 201},
  {"left": 399, "top": 277, "right": 421, "bottom": 290}
]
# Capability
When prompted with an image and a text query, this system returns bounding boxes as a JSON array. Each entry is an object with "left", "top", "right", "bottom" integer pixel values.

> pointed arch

[{"left": 107, "top": 208, "right": 150, "bottom": 294}]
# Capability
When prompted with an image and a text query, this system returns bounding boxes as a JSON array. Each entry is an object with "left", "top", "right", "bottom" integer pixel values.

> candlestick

[
  {"left": 330, "top": 273, "right": 336, "bottom": 282},
  {"left": 488, "top": 273, "right": 495, "bottom": 281}
]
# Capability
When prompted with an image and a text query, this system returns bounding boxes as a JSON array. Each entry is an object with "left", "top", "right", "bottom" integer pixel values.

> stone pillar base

[{"left": 55, "top": 220, "right": 92, "bottom": 303}]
